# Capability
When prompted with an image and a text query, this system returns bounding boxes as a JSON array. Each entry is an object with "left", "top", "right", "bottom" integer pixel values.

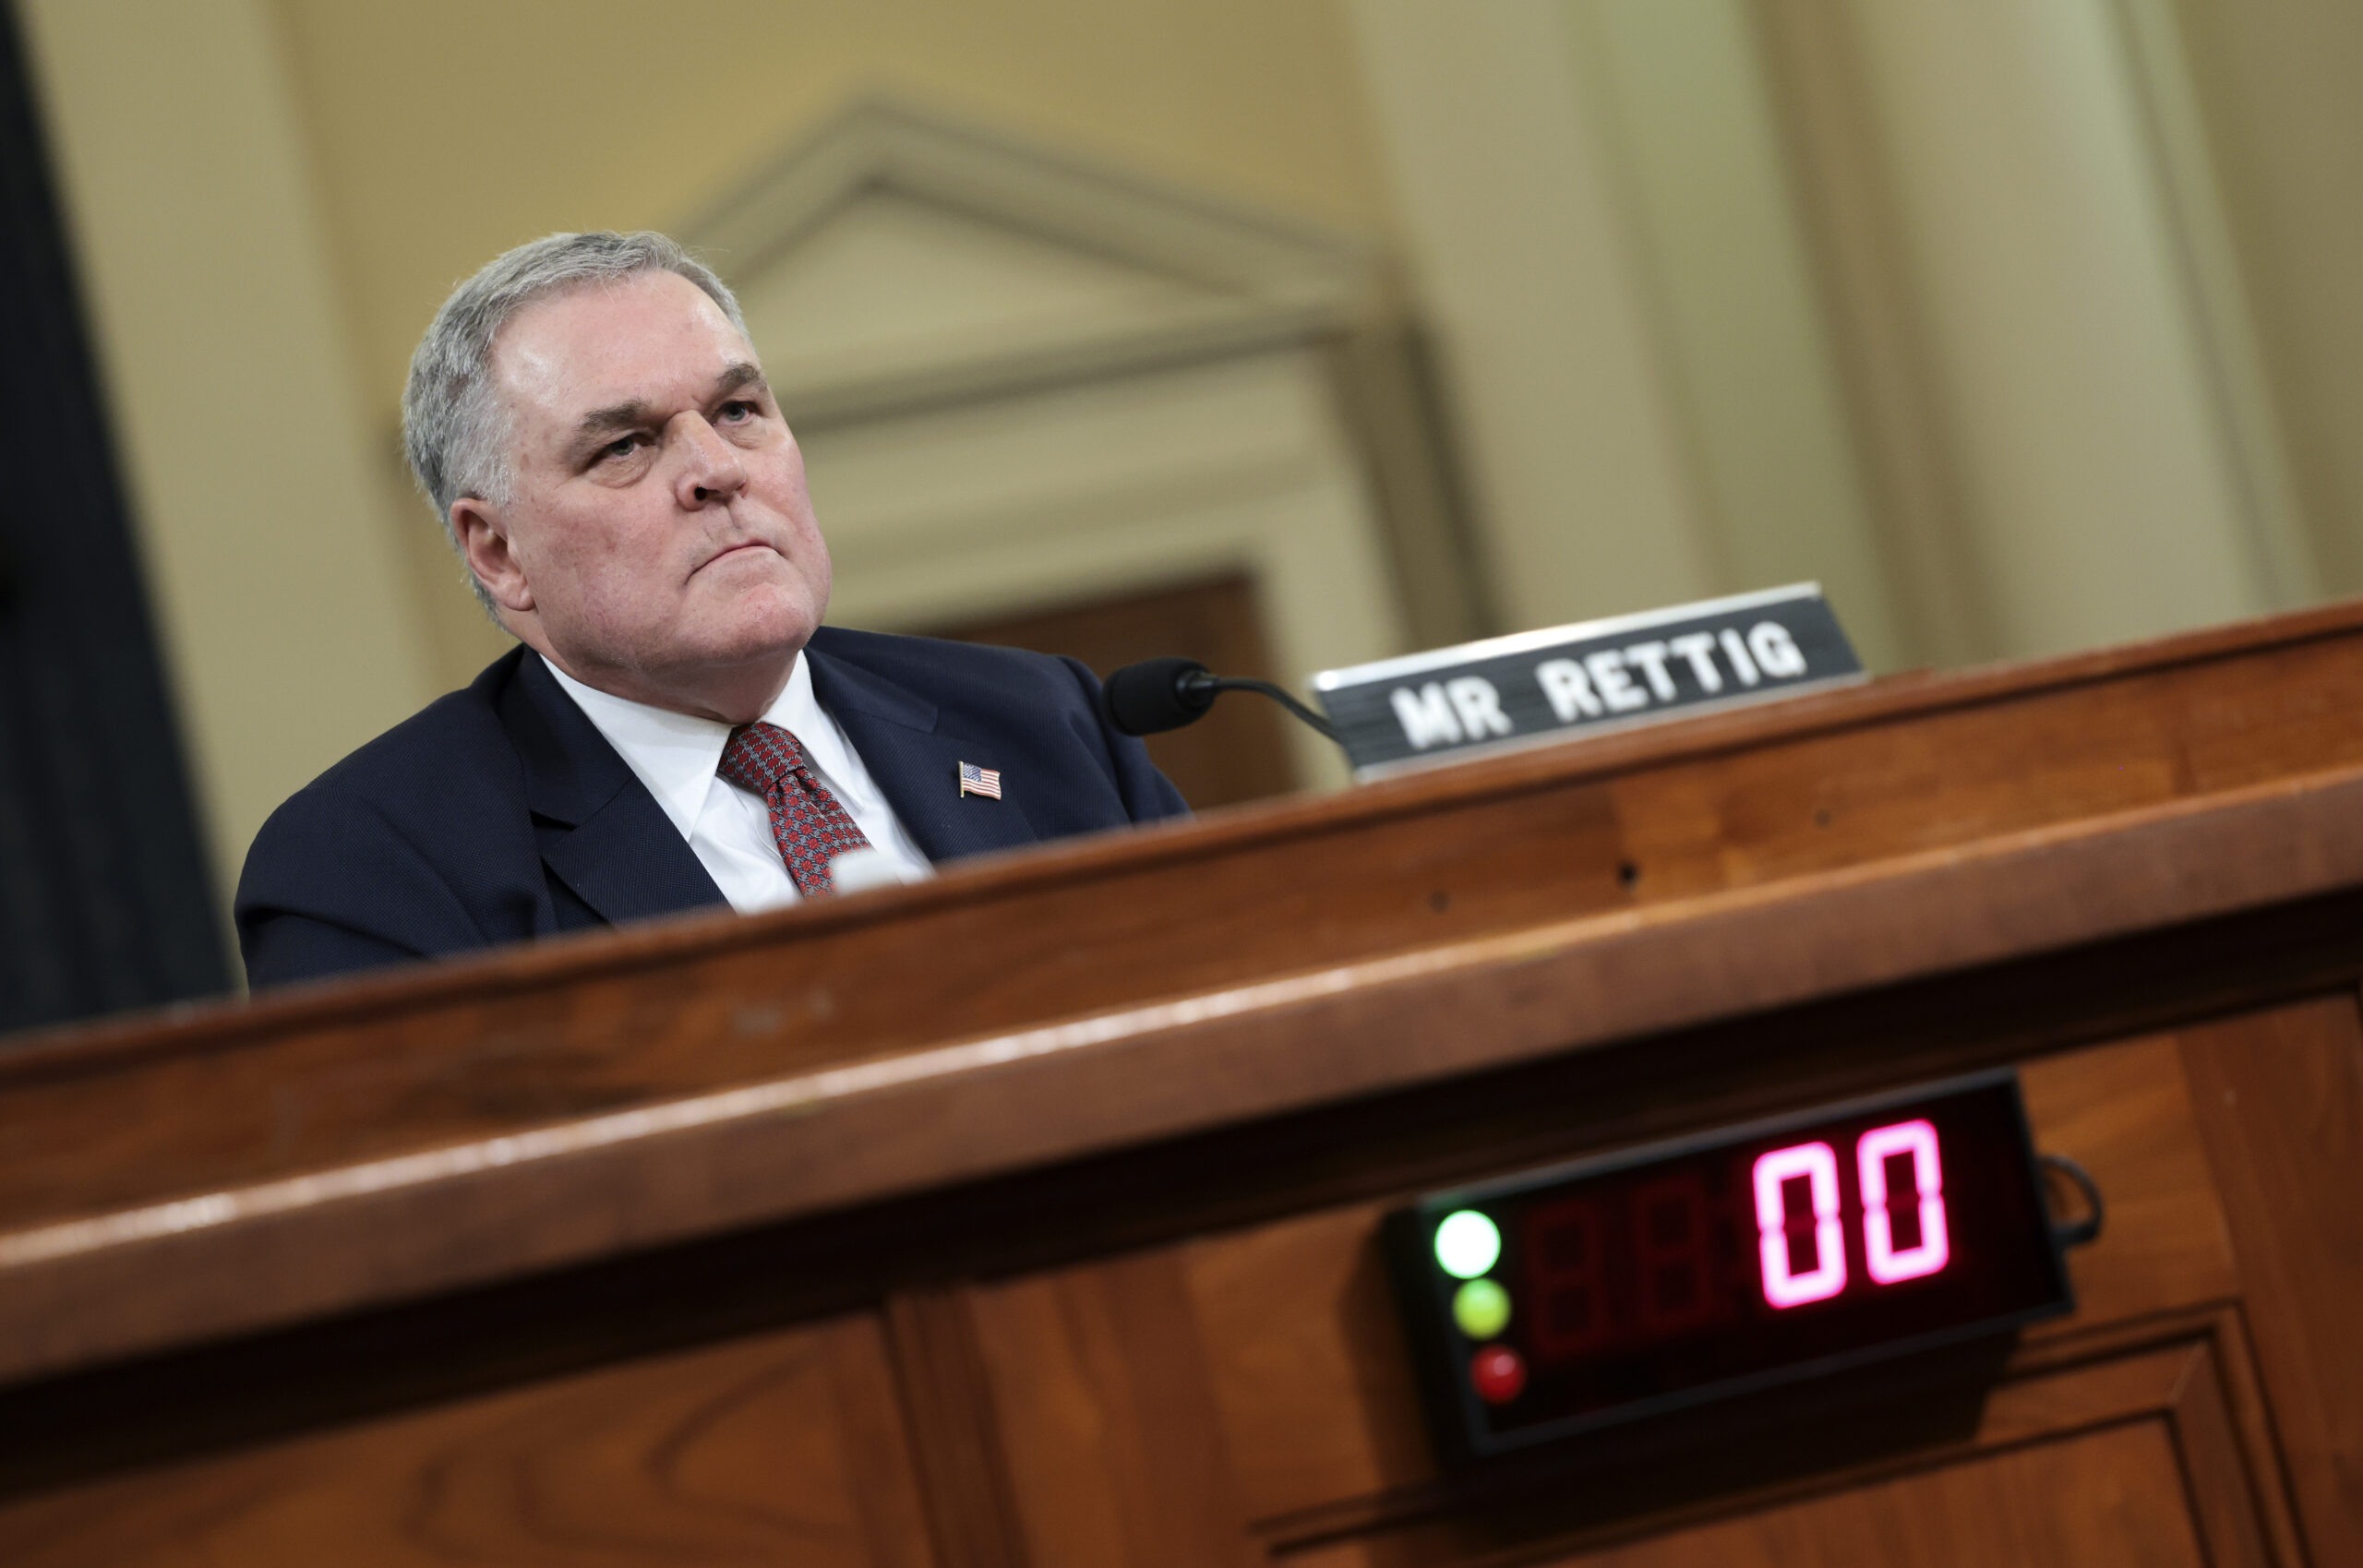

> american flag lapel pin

[{"left": 957, "top": 760, "right": 1003, "bottom": 800}]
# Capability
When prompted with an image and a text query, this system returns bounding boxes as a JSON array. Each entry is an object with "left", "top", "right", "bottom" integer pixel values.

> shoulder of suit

[
  {"left": 807, "top": 624, "right": 1086, "bottom": 695},
  {"left": 234, "top": 647, "right": 546, "bottom": 940},
  {"left": 276, "top": 645, "right": 532, "bottom": 815}
]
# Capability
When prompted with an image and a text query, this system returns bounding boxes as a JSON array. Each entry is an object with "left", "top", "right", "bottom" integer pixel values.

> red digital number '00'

[{"left": 1752, "top": 1119, "right": 1951, "bottom": 1310}]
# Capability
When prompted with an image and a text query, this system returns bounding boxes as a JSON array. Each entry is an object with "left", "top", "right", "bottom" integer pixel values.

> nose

[{"left": 668, "top": 411, "right": 749, "bottom": 508}]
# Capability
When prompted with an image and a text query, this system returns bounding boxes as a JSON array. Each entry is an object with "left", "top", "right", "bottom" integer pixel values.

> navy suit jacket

[{"left": 234, "top": 627, "right": 1189, "bottom": 987}]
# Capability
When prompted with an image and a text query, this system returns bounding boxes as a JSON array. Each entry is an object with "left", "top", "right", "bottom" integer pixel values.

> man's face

[{"left": 461, "top": 269, "right": 831, "bottom": 718}]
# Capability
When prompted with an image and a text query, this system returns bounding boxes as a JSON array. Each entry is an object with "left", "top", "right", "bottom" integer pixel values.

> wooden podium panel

[
  {"left": 942, "top": 1025, "right": 2316, "bottom": 1567},
  {"left": 7, "top": 600, "right": 2363, "bottom": 1255},
  {"left": 3, "top": 604, "right": 2362, "bottom": 1566},
  {"left": 0, "top": 1315, "right": 932, "bottom": 1567}
]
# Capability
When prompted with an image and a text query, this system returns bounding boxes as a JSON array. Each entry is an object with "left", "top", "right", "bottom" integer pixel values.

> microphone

[{"left": 1102, "top": 657, "right": 1341, "bottom": 745}]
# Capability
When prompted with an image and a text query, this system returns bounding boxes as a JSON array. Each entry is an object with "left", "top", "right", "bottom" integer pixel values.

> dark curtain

[{"left": 0, "top": 1, "right": 229, "bottom": 1034}]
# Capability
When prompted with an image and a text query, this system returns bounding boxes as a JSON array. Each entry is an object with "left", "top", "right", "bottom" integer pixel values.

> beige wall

[
  {"left": 1575, "top": 0, "right": 1903, "bottom": 669},
  {"left": 2169, "top": 0, "right": 2363, "bottom": 597},
  {"left": 1348, "top": 0, "right": 1720, "bottom": 640},
  {"left": 267, "top": 0, "right": 1397, "bottom": 426},
  {"left": 1350, "top": 0, "right": 2352, "bottom": 668},
  {"left": 1348, "top": 0, "right": 1908, "bottom": 669},
  {"left": 18, "top": 0, "right": 432, "bottom": 910},
  {"left": 1839, "top": 0, "right": 2282, "bottom": 654}
]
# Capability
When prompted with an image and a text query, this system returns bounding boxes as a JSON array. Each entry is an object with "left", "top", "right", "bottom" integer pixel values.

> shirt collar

[
  {"left": 539, "top": 652, "right": 849, "bottom": 839},
  {"left": 537, "top": 656, "right": 729, "bottom": 841}
]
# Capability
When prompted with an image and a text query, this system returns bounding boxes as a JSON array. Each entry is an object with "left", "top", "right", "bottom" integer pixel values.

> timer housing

[{"left": 1382, "top": 1071, "right": 2077, "bottom": 1464}]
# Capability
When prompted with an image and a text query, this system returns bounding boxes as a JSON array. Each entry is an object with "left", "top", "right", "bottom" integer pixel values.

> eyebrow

[{"left": 570, "top": 362, "right": 771, "bottom": 447}]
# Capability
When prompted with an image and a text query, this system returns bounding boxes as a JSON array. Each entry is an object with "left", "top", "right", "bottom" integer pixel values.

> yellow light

[{"left": 1453, "top": 1277, "right": 1511, "bottom": 1338}]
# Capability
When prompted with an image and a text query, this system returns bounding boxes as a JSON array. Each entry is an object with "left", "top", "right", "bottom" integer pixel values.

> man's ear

[{"left": 451, "top": 498, "right": 534, "bottom": 614}]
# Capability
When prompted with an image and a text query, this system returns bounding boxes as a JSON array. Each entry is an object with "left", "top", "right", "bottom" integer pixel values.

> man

[{"left": 235, "top": 232, "right": 1186, "bottom": 987}]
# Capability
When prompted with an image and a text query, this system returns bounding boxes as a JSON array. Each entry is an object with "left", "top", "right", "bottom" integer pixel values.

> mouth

[{"left": 696, "top": 541, "right": 778, "bottom": 574}]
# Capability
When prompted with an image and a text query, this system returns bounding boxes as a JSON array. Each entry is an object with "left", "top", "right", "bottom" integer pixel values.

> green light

[
  {"left": 1433, "top": 1210, "right": 1501, "bottom": 1279},
  {"left": 1452, "top": 1278, "right": 1511, "bottom": 1339}
]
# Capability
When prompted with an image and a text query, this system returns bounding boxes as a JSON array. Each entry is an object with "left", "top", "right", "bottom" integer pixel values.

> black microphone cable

[{"left": 1101, "top": 657, "right": 1341, "bottom": 746}]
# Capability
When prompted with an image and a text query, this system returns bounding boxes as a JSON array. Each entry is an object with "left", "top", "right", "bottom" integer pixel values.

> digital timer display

[{"left": 1383, "top": 1071, "right": 2076, "bottom": 1461}]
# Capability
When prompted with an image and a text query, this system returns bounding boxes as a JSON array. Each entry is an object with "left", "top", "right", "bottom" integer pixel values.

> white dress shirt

[{"left": 542, "top": 652, "right": 933, "bottom": 913}]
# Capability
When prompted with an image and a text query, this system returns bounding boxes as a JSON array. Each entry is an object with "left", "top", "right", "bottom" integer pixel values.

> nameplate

[{"left": 1313, "top": 584, "right": 1865, "bottom": 777}]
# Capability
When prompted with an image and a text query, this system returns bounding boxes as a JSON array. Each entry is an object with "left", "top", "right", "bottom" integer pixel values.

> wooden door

[
  {"left": 929, "top": 572, "right": 1300, "bottom": 809},
  {"left": 5, "top": 1012, "right": 2347, "bottom": 1567}
]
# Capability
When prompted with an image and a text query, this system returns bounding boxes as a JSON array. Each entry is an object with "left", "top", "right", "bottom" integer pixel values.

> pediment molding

[{"left": 683, "top": 99, "right": 1389, "bottom": 425}]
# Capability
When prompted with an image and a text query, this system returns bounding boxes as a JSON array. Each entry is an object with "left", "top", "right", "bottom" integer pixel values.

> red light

[{"left": 1469, "top": 1345, "right": 1527, "bottom": 1404}]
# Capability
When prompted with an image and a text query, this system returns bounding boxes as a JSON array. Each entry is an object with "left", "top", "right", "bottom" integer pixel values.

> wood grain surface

[
  {"left": 8, "top": 596, "right": 2363, "bottom": 1239},
  {"left": 2181, "top": 995, "right": 2363, "bottom": 1566},
  {"left": 968, "top": 1251, "right": 1258, "bottom": 1568},
  {"left": 1469, "top": 1425, "right": 2208, "bottom": 1567},
  {"left": 1137, "top": 1035, "right": 2237, "bottom": 1526},
  {"left": 4, "top": 755, "right": 2359, "bottom": 1387},
  {"left": 1273, "top": 1323, "right": 2285, "bottom": 1567},
  {"left": 0, "top": 1314, "right": 934, "bottom": 1568}
]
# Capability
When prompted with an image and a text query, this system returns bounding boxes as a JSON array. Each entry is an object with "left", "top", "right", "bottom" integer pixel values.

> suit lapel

[
  {"left": 503, "top": 641, "right": 1035, "bottom": 920},
  {"left": 806, "top": 645, "right": 1039, "bottom": 863},
  {"left": 505, "top": 652, "right": 727, "bottom": 925}
]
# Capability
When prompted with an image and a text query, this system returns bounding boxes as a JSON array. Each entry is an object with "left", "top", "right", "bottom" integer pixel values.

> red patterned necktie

[{"left": 716, "top": 722, "right": 872, "bottom": 897}]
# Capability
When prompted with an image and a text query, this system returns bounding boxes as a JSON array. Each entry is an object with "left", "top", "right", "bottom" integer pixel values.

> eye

[
  {"left": 716, "top": 400, "right": 759, "bottom": 424},
  {"left": 597, "top": 433, "right": 643, "bottom": 462}
]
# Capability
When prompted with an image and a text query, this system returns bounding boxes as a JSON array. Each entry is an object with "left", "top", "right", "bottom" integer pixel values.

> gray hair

[{"left": 401, "top": 231, "right": 750, "bottom": 610}]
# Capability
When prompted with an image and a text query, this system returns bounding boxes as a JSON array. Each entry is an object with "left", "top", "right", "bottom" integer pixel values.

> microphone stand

[{"left": 1175, "top": 669, "right": 1341, "bottom": 745}]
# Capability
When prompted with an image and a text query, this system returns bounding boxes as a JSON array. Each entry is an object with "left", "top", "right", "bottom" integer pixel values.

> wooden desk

[{"left": 3, "top": 604, "right": 2361, "bottom": 1565}]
